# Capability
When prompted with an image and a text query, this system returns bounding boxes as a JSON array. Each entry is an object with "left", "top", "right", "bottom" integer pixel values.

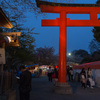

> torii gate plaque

[{"left": 36, "top": 0, "right": 100, "bottom": 94}]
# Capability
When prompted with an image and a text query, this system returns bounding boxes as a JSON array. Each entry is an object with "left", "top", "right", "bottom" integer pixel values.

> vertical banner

[{"left": 0, "top": 48, "right": 5, "bottom": 64}]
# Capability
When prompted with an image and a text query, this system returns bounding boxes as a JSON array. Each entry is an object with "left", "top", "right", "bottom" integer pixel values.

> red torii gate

[{"left": 36, "top": 1, "right": 100, "bottom": 83}]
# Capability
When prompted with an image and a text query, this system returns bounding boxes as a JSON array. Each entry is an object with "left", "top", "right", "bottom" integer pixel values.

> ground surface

[{"left": 16, "top": 76, "right": 100, "bottom": 100}]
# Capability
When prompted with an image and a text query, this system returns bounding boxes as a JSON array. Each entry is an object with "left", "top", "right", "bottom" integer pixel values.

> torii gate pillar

[{"left": 59, "top": 11, "right": 67, "bottom": 83}]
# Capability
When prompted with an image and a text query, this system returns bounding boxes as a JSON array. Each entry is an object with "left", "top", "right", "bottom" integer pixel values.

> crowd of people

[
  {"left": 67, "top": 66, "right": 95, "bottom": 89},
  {"left": 47, "top": 66, "right": 95, "bottom": 89},
  {"left": 80, "top": 67, "right": 95, "bottom": 88},
  {"left": 47, "top": 66, "right": 58, "bottom": 85},
  {"left": 16, "top": 65, "right": 95, "bottom": 100},
  {"left": 16, "top": 65, "right": 59, "bottom": 100}
]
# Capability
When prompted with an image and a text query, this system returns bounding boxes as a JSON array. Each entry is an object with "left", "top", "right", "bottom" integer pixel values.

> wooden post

[{"left": 0, "top": 43, "right": 5, "bottom": 94}]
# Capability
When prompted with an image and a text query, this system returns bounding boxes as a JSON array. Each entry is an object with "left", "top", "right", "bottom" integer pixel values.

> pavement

[{"left": 16, "top": 76, "right": 100, "bottom": 100}]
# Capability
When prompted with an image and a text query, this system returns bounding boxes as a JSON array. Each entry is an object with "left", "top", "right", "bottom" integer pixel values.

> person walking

[
  {"left": 80, "top": 68, "right": 86, "bottom": 88},
  {"left": 69, "top": 67, "right": 74, "bottom": 81},
  {"left": 52, "top": 67, "right": 58, "bottom": 85},
  {"left": 19, "top": 65, "right": 32, "bottom": 100},
  {"left": 47, "top": 67, "right": 53, "bottom": 82}
]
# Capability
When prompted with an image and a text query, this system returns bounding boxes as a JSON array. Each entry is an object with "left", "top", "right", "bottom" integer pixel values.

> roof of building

[{"left": 0, "top": 7, "right": 13, "bottom": 28}]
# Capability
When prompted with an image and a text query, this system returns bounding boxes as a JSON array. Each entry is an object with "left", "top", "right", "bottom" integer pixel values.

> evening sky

[{"left": 24, "top": 0, "right": 99, "bottom": 55}]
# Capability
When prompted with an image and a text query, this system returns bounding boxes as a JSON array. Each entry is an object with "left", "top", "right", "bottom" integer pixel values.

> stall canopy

[
  {"left": 73, "top": 61, "right": 100, "bottom": 69},
  {"left": 25, "top": 64, "right": 38, "bottom": 68},
  {"left": 0, "top": 7, "right": 13, "bottom": 28}
]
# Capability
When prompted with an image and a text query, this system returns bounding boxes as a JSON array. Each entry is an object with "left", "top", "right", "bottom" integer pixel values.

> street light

[{"left": 68, "top": 53, "right": 71, "bottom": 56}]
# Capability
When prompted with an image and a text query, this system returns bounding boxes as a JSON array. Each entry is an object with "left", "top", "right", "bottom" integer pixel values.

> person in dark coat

[
  {"left": 69, "top": 67, "right": 73, "bottom": 81},
  {"left": 19, "top": 65, "right": 32, "bottom": 100},
  {"left": 52, "top": 67, "right": 58, "bottom": 85},
  {"left": 47, "top": 67, "right": 53, "bottom": 82}
]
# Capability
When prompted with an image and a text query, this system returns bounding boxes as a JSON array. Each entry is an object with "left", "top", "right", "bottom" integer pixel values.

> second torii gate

[{"left": 36, "top": 1, "right": 100, "bottom": 84}]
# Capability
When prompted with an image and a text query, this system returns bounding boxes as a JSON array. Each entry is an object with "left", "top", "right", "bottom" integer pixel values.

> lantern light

[{"left": 4, "top": 36, "right": 11, "bottom": 43}]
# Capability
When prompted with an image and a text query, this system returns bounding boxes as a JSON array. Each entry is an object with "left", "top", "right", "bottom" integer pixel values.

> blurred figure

[
  {"left": 87, "top": 67, "right": 93, "bottom": 78},
  {"left": 87, "top": 67, "right": 95, "bottom": 88},
  {"left": 47, "top": 67, "right": 53, "bottom": 82},
  {"left": 19, "top": 65, "right": 32, "bottom": 100},
  {"left": 16, "top": 70, "right": 21, "bottom": 77},
  {"left": 39, "top": 69, "right": 42, "bottom": 76},
  {"left": 52, "top": 67, "right": 58, "bottom": 85},
  {"left": 80, "top": 68, "right": 86, "bottom": 88},
  {"left": 16, "top": 70, "right": 22, "bottom": 82},
  {"left": 69, "top": 67, "right": 73, "bottom": 81}
]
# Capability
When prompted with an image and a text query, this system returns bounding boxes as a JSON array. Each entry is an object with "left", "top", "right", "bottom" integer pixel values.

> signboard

[{"left": 0, "top": 48, "right": 5, "bottom": 64}]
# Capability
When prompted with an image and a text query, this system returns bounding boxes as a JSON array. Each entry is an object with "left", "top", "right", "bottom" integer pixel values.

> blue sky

[{"left": 24, "top": 0, "right": 98, "bottom": 55}]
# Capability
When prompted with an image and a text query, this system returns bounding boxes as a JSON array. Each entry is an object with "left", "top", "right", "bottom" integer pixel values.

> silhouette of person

[{"left": 19, "top": 65, "right": 32, "bottom": 100}]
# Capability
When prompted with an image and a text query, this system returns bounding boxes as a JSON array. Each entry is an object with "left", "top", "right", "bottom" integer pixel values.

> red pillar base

[{"left": 53, "top": 82, "right": 72, "bottom": 94}]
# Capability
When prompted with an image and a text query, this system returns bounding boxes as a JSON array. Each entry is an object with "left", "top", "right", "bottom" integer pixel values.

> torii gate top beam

[
  {"left": 36, "top": 0, "right": 100, "bottom": 27},
  {"left": 36, "top": 0, "right": 100, "bottom": 7},
  {"left": 36, "top": 0, "right": 100, "bottom": 13}
]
